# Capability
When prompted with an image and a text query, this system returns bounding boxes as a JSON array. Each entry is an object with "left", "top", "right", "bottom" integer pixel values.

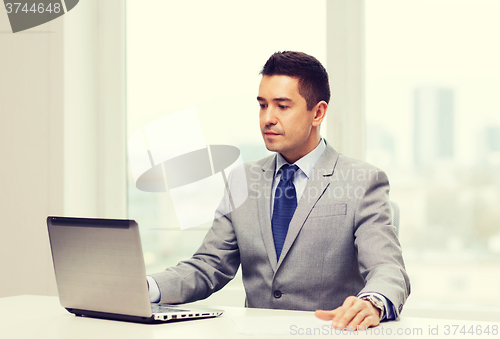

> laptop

[{"left": 47, "top": 216, "right": 224, "bottom": 323}]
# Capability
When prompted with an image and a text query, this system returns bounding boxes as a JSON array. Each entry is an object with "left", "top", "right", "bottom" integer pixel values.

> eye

[
  {"left": 259, "top": 103, "right": 267, "bottom": 109},
  {"left": 279, "top": 105, "right": 288, "bottom": 110}
]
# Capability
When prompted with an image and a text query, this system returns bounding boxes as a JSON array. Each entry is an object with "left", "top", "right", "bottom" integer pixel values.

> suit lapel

[
  {"left": 256, "top": 155, "right": 278, "bottom": 271},
  {"left": 276, "top": 143, "right": 340, "bottom": 269}
]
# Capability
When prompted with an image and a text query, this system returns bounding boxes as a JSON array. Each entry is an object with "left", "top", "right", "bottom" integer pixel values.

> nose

[{"left": 261, "top": 106, "right": 278, "bottom": 126}]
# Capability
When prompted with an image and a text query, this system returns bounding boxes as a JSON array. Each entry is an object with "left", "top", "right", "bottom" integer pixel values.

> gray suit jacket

[{"left": 151, "top": 143, "right": 410, "bottom": 316}]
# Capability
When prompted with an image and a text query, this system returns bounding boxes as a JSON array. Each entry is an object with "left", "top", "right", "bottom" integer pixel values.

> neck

[{"left": 281, "top": 136, "right": 321, "bottom": 164}]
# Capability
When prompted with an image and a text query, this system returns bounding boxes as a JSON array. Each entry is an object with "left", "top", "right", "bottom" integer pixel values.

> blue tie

[{"left": 272, "top": 164, "right": 299, "bottom": 260}]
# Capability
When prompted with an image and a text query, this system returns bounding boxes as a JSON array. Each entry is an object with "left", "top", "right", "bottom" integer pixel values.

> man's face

[{"left": 258, "top": 75, "right": 319, "bottom": 163}]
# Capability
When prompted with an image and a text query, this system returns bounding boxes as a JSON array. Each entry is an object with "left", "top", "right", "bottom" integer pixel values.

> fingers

[
  {"left": 357, "top": 315, "right": 377, "bottom": 331},
  {"left": 332, "top": 296, "right": 364, "bottom": 329},
  {"left": 346, "top": 308, "right": 378, "bottom": 331},
  {"left": 314, "top": 296, "right": 381, "bottom": 331},
  {"left": 314, "top": 310, "right": 335, "bottom": 321}
]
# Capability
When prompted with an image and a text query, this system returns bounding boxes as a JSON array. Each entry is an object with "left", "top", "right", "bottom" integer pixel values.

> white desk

[{"left": 1, "top": 296, "right": 499, "bottom": 338}]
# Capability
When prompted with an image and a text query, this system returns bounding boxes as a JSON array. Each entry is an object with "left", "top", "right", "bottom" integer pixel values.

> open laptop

[{"left": 47, "top": 216, "right": 223, "bottom": 323}]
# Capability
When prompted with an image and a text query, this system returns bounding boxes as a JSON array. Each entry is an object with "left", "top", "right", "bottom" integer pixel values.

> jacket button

[{"left": 273, "top": 290, "right": 282, "bottom": 298}]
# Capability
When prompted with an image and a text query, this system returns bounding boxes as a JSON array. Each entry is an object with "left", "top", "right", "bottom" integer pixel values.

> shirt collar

[{"left": 275, "top": 138, "right": 326, "bottom": 179}]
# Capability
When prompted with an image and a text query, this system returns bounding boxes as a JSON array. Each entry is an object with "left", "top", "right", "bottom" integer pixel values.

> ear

[{"left": 311, "top": 101, "right": 328, "bottom": 127}]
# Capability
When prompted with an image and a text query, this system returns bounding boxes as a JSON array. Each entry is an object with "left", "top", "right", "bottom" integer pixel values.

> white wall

[
  {"left": 64, "top": 0, "right": 126, "bottom": 219},
  {"left": 0, "top": 0, "right": 126, "bottom": 298},
  {"left": 0, "top": 8, "right": 63, "bottom": 297},
  {"left": 326, "top": 0, "right": 365, "bottom": 160}
]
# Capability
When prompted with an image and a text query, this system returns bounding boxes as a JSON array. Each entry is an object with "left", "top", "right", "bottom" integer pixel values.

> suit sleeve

[
  {"left": 149, "top": 178, "right": 241, "bottom": 304},
  {"left": 354, "top": 168, "right": 411, "bottom": 318}
]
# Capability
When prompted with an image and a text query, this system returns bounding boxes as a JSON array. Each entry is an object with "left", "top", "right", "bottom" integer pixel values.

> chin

[
  {"left": 264, "top": 143, "right": 285, "bottom": 155},
  {"left": 263, "top": 139, "right": 277, "bottom": 149},
  {"left": 264, "top": 144, "right": 278, "bottom": 153}
]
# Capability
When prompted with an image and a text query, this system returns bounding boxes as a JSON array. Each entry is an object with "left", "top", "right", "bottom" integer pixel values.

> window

[
  {"left": 126, "top": 1, "right": 327, "bottom": 282},
  {"left": 366, "top": 0, "right": 500, "bottom": 309}
]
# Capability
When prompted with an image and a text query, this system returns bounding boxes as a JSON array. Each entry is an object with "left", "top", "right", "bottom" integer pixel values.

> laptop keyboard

[{"left": 151, "top": 304, "right": 190, "bottom": 313}]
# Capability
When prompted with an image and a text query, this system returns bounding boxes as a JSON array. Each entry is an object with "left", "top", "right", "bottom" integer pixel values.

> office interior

[{"left": 1, "top": 0, "right": 500, "bottom": 323}]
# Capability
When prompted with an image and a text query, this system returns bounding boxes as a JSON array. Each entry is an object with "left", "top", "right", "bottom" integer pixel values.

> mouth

[{"left": 264, "top": 131, "right": 280, "bottom": 136}]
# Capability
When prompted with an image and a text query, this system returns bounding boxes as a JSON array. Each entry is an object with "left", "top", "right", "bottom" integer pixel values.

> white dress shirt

[{"left": 271, "top": 138, "right": 326, "bottom": 214}]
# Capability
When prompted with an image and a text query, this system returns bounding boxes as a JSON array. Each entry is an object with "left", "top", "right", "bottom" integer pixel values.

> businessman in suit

[{"left": 148, "top": 51, "right": 410, "bottom": 330}]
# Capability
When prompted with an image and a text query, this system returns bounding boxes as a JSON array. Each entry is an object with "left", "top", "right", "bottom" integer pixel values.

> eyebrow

[{"left": 256, "top": 96, "right": 293, "bottom": 102}]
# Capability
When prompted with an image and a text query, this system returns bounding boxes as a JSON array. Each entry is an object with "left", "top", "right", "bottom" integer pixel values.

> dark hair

[{"left": 260, "top": 51, "right": 330, "bottom": 111}]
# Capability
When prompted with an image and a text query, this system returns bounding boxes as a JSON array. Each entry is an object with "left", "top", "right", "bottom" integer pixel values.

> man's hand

[{"left": 315, "top": 296, "right": 381, "bottom": 331}]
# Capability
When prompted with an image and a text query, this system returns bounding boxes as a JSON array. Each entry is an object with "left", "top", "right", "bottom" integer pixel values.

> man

[{"left": 148, "top": 51, "right": 410, "bottom": 330}]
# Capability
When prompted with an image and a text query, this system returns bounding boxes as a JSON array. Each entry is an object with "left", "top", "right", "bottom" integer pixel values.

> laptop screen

[{"left": 47, "top": 217, "right": 152, "bottom": 318}]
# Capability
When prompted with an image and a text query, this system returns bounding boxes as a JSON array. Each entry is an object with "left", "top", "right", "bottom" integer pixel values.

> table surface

[{"left": 1, "top": 295, "right": 499, "bottom": 338}]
